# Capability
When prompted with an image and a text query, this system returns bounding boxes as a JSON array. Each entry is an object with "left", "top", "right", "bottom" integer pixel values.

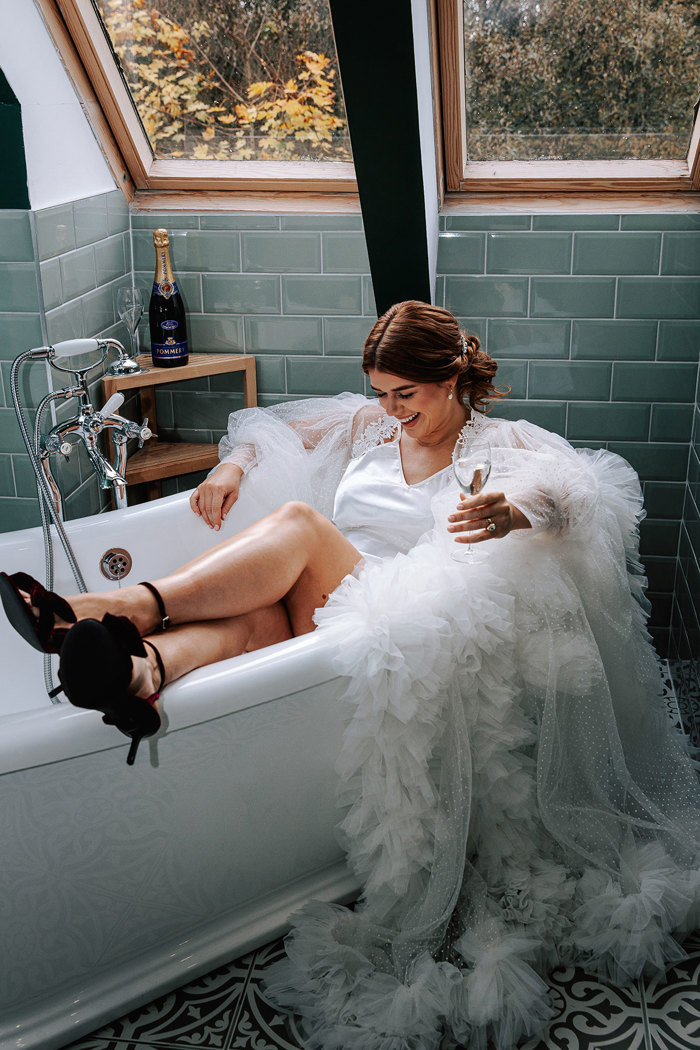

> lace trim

[
  {"left": 351, "top": 415, "right": 400, "bottom": 458},
  {"left": 459, "top": 411, "right": 491, "bottom": 446},
  {"left": 352, "top": 411, "right": 492, "bottom": 460}
]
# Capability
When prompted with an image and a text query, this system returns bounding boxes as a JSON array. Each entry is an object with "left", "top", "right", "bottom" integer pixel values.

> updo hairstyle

[{"left": 362, "top": 300, "right": 506, "bottom": 412}]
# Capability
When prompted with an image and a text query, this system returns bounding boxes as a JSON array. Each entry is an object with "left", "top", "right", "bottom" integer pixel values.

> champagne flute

[
  {"left": 451, "top": 436, "right": 492, "bottom": 562},
  {"left": 117, "top": 286, "right": 144, "bottom": 357}
]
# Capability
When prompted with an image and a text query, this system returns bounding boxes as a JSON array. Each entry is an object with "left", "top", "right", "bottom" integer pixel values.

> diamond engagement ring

[{"left": 486, "top": 518, "right": 496, "bottom": 533}]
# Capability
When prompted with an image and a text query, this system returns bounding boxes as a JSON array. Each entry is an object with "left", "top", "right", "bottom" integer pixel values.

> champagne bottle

[{"left": 149, "top": 229, "right": 189, "bottom": 367}]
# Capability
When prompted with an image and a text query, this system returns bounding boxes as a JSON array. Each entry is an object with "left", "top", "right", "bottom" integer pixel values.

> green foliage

[{"left": 464, "top": 0, "right": 700, "bottom": 159}]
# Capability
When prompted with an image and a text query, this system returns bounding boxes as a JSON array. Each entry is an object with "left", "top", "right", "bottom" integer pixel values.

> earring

[{"left": 448, "top": 389, "right": 453, "bottom": 400}]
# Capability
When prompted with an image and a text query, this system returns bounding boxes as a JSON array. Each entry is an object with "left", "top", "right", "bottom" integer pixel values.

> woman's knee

[{"left": 275, "top": 500, "right": 323, "bottom": 530}]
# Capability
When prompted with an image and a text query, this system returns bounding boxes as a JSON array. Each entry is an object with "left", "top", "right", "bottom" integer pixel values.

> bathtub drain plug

[{"left": 100, "top": 548, "right": 133, "bottom": 581}]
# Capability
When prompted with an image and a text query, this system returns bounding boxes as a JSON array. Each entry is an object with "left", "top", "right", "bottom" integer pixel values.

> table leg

[{"left": 243, "top": 358, "right": 258, "bottom": 408}]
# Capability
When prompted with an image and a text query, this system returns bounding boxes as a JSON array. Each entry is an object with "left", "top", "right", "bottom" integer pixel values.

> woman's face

[{"left": 368, "top": 369, "right": 463, "bottom": 440}]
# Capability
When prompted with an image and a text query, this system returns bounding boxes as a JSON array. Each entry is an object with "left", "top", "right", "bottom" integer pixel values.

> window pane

[
  {"left": 463, "top": 0, "right": 700, "bottom": 161},
  {"left": 95, "top": 0, "right": 351, "bottom": 162}
]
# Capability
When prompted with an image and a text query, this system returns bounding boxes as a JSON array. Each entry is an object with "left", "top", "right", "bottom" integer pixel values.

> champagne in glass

[
  {"left": 117, "top": 286, "right": 144, "bottom": 357},
  {"left": 451, "top": 436, "right": 492, "bottom": 561}
]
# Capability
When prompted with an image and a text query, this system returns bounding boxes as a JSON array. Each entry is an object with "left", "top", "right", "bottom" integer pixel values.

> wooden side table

[{"left": 102, "top": 352, "right": 257, "bottom": 501}]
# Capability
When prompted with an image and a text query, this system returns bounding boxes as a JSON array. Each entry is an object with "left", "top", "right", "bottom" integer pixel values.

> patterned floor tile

[
  {"left": 65, "top": 954, "right": 255, "bottom": 1050},
  {"left": 63, "top": 1043, "right": 172, "bottom": 1050},
  {"left": 642, "top": 942, "right": 700, "bottom": 1050},
  {"left": 229, "top": 939, "right": 306, "bottom": 1050},
  {"left": 669, "top": 658, "right": 700, "bottom": 744},
  {"left": 520, "top": 968, "right": 647, "bottom": 1050},
  {"left": 661, "top": 661, "right": 684, "bottom": 733}
]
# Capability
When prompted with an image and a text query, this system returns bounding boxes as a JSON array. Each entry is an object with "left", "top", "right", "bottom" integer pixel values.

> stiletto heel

[
  {"left": 58, "top": 614, "right": 164, "bottom": 767},
  {"left": 124, "top": 639, "right": 165, "bottom": 766},
  {"left": 0, "top": 571, "right": 76, "bottom": 653}
]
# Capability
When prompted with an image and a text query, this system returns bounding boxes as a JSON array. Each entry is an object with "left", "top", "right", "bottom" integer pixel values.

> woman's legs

[
  {"left": 65, "top": 502, "right": 361, "bottom": 637},
  {"left": 132, "top": 602, "right": 293, "bottom": 700},
  {"left": 52, "top": 503, "right": 361, "bottom": 673}
]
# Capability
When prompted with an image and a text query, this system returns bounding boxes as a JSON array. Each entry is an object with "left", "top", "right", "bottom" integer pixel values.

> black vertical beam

[
  {"left": 329, "top": 0, "right": 431, "bottom": 315},
  {"left": 0, "top": 69, "right": 30, "bottom": 210}
]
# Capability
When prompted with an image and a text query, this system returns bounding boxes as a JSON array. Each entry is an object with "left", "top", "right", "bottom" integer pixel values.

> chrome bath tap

[
  {"left": 16, "top": 338, "right": 152, "bottom": 518},
  {"left": 42, "top": 387, "right": 152, "bottom": 511}
]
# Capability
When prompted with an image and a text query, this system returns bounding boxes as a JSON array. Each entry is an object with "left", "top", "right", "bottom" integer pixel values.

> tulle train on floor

[{"left": 264, "top": 449, "right": 700, "bottom": 1050}]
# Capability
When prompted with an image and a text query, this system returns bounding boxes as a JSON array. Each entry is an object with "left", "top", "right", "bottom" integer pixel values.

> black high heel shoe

[
  {"left": 55, "top": 613, "right": 165, "bottom": 766},
  {"left": 0, "top": 571, "right": 77, "bottom": 653}
]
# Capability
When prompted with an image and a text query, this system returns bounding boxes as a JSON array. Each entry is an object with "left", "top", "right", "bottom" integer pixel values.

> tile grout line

[
  {"left": 637, "top": 975, "right": 654, "bottom": 1050},
  {"left": 224, "top": 949, "right": 260, "bottom": 1048}
]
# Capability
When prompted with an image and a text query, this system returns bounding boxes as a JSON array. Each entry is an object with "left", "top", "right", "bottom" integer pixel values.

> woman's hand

[
  {"left": 447, "top": 490, "right": 531, "bottom": 544},
  {"left": 189, "top": 463, "right": 244, "bottom": 530}
]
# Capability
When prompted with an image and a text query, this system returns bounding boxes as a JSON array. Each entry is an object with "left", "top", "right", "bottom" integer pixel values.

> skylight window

[
  {"left": 437, "top": 0, "right": 700, "bottom": 192},
  {"left": 48, "top": 0, "right": 354, "bottom": 194}
]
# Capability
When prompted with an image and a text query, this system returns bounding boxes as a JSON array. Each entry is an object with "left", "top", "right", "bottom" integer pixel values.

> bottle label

[
  {"left": 152, "top": 279, "right": 179, "bottom": 300},
  {"left": 152, "top": 319, "right": 188, "bottom": 360},
  {"left": 151, "top": 339, "right": 188, "bottom": 360}
]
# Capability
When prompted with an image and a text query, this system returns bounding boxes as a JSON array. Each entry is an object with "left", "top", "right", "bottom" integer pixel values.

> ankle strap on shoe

[
  {"left": 139, "top": 581, "right": 170, "bottom": 632},
  {"left": 143, "top": 638, "right": 166, "bottom": 693}
]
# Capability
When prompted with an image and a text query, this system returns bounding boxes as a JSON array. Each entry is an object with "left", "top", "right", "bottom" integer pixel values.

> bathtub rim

[{"left": 0, "top": 628, "right": 344, "bottom": 774}]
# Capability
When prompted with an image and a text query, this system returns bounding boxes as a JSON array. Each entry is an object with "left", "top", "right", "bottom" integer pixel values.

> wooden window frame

[
  {"left": 38, "top": 0, "right": 357, "bottom": 200},
  {"left": 437, "top": 0, "right": 700, "bottom": 195}
]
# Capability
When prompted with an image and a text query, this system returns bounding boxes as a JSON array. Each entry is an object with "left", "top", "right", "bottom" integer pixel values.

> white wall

[
  {"left": 0, "top": 0, "right": 116, "bottom": 210},
  {"left": 411, "top": 0, "right": 439, "bottom": 304}
]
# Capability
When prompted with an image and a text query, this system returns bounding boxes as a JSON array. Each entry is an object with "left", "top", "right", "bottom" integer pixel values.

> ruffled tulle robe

[{"left": 218, "top": 394, "right": 700, "bottom": 1050}]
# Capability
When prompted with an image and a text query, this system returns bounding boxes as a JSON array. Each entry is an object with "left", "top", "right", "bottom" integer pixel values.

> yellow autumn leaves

[{"left": 98, "top": 0, "right": 350, "bottom": 161}]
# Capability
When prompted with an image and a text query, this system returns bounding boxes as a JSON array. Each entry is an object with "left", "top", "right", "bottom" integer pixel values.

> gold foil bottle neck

[{"left": 152, "top": 229, "right": 175, "bottom": 286}]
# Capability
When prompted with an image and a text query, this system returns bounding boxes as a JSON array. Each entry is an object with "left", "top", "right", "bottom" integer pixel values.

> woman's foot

[
  {"left": 130, "top": 644, "right": 163, "bottom": 707},
  {"left": 57, "top": 615, "right": 164, "bottom": 766},
  {"left": 65, "top": 581, "right": 170, "bottom": 637},
  {"left": 0, "top": 571, "right": 76, "bottom": 653}
]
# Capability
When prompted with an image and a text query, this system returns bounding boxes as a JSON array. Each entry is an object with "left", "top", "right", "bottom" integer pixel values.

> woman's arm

[
  {"left": 445, "top": 418, "right": 598, "bottom": 543},
  {"left": 191, "top": 393, "right": 373, "bottom": 529}
]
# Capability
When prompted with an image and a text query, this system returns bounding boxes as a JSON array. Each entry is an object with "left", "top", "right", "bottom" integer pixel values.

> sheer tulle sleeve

[
  {"left": 488, "top": 418, "right": 604, "bottom": 536},
  {"left": 217, "top": 393, "right": 383, "bottom": 517}
]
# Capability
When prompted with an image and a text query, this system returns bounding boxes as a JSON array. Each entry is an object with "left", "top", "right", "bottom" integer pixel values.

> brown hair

[{"left": 362, "top": 301, "right": 507, "bottom": 412}]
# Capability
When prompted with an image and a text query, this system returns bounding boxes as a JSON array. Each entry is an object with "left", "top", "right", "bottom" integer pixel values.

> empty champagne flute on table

[
  {"left": 451, "top": 435, "right": 492, "bottom": 562},
  {"left": 117, "top": 286, "right": 144, "bottom": 357}
]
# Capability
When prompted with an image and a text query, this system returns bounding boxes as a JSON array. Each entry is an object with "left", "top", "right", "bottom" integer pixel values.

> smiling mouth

[{"left": 400, "top": 413, "right": 419, "bottom": 425}]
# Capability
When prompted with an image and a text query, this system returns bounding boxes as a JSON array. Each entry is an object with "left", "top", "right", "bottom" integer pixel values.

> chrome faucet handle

[
  {"left": 43, "top": 432, "right": 73, "bottom": 458},
  {"left": 137, "top": 418, "right": 152, "bottom": 449},
  {"left": 99, "top": 392, "right": 125, "bottom": 418}
]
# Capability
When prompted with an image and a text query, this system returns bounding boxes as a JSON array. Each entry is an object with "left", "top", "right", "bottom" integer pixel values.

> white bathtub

[{"left": 0, "top": 491, "right": 359, "bottom": 1050}]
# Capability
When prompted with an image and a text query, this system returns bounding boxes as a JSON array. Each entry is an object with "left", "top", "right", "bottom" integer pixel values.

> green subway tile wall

[
  {"left": 437, "top": 214, "right": 700, "bottom": 657},
  {"left": 0, "top": 192, "right": 130, "bottom": 531}
]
